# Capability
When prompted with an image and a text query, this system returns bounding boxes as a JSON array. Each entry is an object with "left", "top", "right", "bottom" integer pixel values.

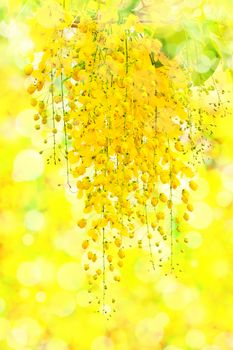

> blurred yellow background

[{"left": 0, "top": 1, "right": 233, "bottom": 349}]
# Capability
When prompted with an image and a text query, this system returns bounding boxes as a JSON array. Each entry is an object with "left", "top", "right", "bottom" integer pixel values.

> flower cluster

[{"left": 25, "top": 8, "right": 222, "bottom": 311}]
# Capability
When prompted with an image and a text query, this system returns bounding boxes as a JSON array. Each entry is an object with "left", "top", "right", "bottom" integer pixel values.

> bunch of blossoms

[{"left": 24, "top": 8, "right": 221, "bottom": 311}]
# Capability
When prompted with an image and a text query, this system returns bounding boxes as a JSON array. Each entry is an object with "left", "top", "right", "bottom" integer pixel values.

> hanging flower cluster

[{"left": 24, "top": 6, "right": 223, "bottom": 311}]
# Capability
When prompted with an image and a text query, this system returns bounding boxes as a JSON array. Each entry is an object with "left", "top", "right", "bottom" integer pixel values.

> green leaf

[
  {"left": 118, "top": 0, "right": 141, "bottom": 22},
  {"left": 0, "top": 7, "right": 6, "bottom": 21},
  {"left": 192, "top": 42, "right": 220, "bottom": 85},
  {"left": 156, "top": 30, "right": 187, "bottom": 59},
  {"left": 149, "top": 52, "right": 163, "bottom": 68}
]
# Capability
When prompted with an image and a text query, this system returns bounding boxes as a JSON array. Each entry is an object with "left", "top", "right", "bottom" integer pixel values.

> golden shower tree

[{"left": 24, "top": 0, "right": 229, "bottom": 311}]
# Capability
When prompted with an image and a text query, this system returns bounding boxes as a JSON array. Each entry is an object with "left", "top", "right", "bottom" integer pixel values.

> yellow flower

[{"left": 77, "top": 219, "right": 87, "bottom": 229}]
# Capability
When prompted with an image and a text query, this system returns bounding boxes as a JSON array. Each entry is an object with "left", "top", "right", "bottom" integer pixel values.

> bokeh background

[{"left": 0, "top": 1, "right": 233, "bottom": 349}]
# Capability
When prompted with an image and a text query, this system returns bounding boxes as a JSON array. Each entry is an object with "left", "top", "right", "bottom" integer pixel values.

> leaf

[
  {"left": 118, "top": 0, "right": 141, "bottom": 22},
  {"left": 149, "top": 52, "right": 163, "bottom": 68},
  {"left": 0, "top": 7, "right": 6, "bottom": 21},
  {"left": 192, "top": 42, "right": 220, "bottom": 85},
  {"left": 156, "top": 30, "right": 187, "bottom": 59}
]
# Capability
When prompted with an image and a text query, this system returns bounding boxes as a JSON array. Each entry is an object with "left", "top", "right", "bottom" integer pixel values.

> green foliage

[
  {"left": 118, "top": 0, "right": 140, "bottom": 23},
  {"left": 157, "top": 30, "right": 187, "bottom": 59},
  {"left": 192, "top": 42, "right": 220, "bottom": 85},
  {"left": 0, "top": 7, "right": 6, "bottom": 21}
]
